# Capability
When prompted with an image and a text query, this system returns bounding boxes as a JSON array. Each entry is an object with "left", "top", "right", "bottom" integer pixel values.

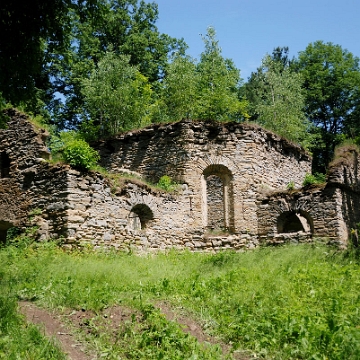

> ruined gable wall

[{"left": 96, "top": 120, "right": 312, "bottom": 236}]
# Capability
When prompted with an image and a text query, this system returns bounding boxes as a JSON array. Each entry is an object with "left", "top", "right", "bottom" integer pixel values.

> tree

[
  {"left": 252, "top": 55, "right": 311, "bottom": 146},
  {"left": 295, "top": 41, "right": 360, "bottom": 171},
  {"left": 0, "top": 0, "right": 70, "bottom": 112},
  {"left": 81, "top": 51, "right": 153, "bottom": 138},
  {"left": 54, "top": 0, "right": 187, "bottom": 129},
  {"left": 244, "top": 47, "right": 293, "bottom": 121},
  {"left": 160, "top": 55, "right": 199, "bottom": 121},
  {"left": 195, "top": 27, "right": 248, "bottom": 121}
]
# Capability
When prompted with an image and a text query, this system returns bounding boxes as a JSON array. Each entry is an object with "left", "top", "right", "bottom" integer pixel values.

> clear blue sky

[{"left": 153, "top": 0, "right": 360, "bottom": 80}]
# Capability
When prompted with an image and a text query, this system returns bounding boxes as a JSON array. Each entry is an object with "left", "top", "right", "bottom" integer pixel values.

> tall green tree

[
  {"left": 195, "top": 27, "right": 248, "bottom": 121},
  {"left": 252, "top": 55, "right": 310, "bottom": 147},
  {"left": 0, "top": 0, "right": 71, "bottom": 113},
  {"left": 295, "top": 41, "right": 360, "bottom": 170},
  {"left": 81, "top": 51, "right": 153, "bottom": 138},
  {"left": 244, "top": 47, "right": 293, "bottom": 121},
  {"left": 55, "top": 0, "right": 186, "bottom": 129},
  {"left": 160, "top": 55, "right": 199, "bottom": 121}
]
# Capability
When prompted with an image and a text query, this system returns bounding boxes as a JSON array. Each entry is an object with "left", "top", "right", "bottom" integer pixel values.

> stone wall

[
  {"left": 96, "top": 120, "right": 312, "bottom": 237},
  {"left": 3, "top": 111, "right": 358, "bottom": 251},
  {"left": 0, "top": 109, "right": 53, "bottom": 241},
  {"left": 257, "top": 185, "right": 348, "bottom": 246}
]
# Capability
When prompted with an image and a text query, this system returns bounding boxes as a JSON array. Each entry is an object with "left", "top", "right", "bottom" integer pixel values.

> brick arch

[
  {"left": 201, "top": 164, "right": 234, "bottom": 231},
  {"left": 192, "top": 155, "right": 239, "bottom": 176}
]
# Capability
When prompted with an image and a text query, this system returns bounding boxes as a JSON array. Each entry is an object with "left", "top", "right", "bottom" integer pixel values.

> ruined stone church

[{"left": 0, "top": 109, "right": 359, "bottom": 251}]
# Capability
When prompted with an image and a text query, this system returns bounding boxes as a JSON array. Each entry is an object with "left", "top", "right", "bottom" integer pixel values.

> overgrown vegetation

[
  {"left": 1, "top": 241, "right": 360, "bottom": 359},
  {"left": 302, "top": 172, "right": 327, "bottom": 187}
]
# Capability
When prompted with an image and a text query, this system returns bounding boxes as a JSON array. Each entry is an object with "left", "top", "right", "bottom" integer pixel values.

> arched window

[
  {"left": 202, "top": 164, "right": 234, "bottom": 231},
  {"left": 128, "top": 204, "right": 154, "bottom": 230},
  {"left": 0, "top": 152, "right": 10, "bottom": 178},
  {"left": 277, "top": 211, "right": 313, "bottom": 234}
]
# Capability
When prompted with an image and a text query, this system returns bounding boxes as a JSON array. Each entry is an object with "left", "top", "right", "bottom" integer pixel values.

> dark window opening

[
  {"left": 0, "top": 221, "right": 15, "bottom": 245},
  {"left": 277, "top": 211, "right": 313, "bottom": 234},
  {"left": 128, "top": 204, "right": 154, "bottom": 230},
  {"left": 0, "top": 152, "right": 10, "bottom": 178}
]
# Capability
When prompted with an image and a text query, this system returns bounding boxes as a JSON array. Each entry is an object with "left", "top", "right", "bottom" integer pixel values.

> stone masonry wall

[
  {"left": 96, "top": 120, "right": 312, "bottom": 238},
  {"left": 63, "top": 170, "right": 258, "bottom": 252},
  {"left": 0, "top": 109, "right": 53, "bottom": 240},
  {"left": 257, "top": 185, "right": 348, "bottom": 246}
]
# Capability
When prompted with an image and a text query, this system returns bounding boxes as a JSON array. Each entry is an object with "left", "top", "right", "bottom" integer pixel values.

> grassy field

[{"left": 1, "top": 241, "right": 360, "bottom": 359}]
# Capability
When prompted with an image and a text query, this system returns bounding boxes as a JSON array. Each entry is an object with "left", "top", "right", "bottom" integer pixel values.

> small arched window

[
  {"left": 128, "top": 204, "right": 154, "bottom": 230},
  {"left": 0, "top": 152, "right": 10, "bottom": 178}
]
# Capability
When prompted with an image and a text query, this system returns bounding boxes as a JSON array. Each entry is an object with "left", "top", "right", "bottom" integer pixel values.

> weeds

[{"left": 1, "top": 244, "right": 360, "bottom": 359}]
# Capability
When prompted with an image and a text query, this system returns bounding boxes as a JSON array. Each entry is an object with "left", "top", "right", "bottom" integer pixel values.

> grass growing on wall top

[{"left": 1, "top": 243, "right": 360, "bottom": 359}]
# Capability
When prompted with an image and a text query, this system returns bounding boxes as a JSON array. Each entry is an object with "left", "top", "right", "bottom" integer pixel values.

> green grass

[
  {"left": 0, "top": 294, "right": 65, "bottom": 359},
  {"left": 1, "top": 242, "right": 360, "bottom": 359}
]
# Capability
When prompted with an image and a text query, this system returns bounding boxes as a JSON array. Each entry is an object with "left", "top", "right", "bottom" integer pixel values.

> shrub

[
  {"left": 50, "top": 131, "right": 100, "bottom": 171},
  {"left": 302, "top": 172, "right": 326, "bottom": 187},
  {"left": 157, "top": 175, "right": 177, "bottom": 191},
  {"left": 287, "top": 181, "right": 295, "bottom": 190},
  {"left": 63, "top": 139, "right": 100, "bottom": 170}
]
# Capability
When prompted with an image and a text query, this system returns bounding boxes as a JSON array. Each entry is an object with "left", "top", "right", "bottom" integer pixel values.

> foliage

[
  {"left": 286, "top": 181, "right": 295, "bottom": 190},
  {"left": 159, "top": 55, "right": 199, "bottom": 122},
  {"left": 81, "top": 51, "right": 154, "bottom": 137},
  {"left": 244, "top": 47, "right": 293, "bottom": 121},
  {"left": 249, "top": 54, "right": 311, "bottom": 147},
  {"left": 2, "top": 244, "right": 360, "bottom": 359},
  {"left": 295, "top": 41, "right": 360, "bottom": 171},
  {"left": 53, "top": 0, "right": 186, "bottom": 129},
  {"left": 156, "top": 175, "right": 178, "bottom": 192},
  {"left": 302, "top": 172, "right": 327, "bottom": 187},
  {"left": 0, "top": 0, "right": 70, "bottom": 111},
  {"left": 50, "top": 131, "right": 100, "bottom": 170},
  {"left": 195, "top": 27, "right": 249, "bottom": 121}
]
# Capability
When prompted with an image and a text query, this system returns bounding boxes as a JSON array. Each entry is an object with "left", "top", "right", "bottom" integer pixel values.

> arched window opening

[
  {"left": 128, "top": 204, "right": 154, "bottom": 231},
  {"left": 277, "top": 211, "right": 313, "bottom": 234},
  {"left": 0, "top": 152, "right": 10, "bottom": 178},
  {"left": 202, "top": 164, "right": 234, "bottom": 232}
]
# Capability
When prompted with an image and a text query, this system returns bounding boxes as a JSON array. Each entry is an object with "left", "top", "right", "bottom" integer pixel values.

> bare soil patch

[
  {"left": 19, "top": 301, "right": 92, "bottom": 360},
  {"left": 19, "top": 301, "right": 254, "bottom": 360}
]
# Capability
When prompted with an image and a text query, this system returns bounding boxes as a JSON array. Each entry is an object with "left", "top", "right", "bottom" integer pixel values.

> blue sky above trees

[{"left": 154, "top": 0, "right": 360, "bottom": 80}]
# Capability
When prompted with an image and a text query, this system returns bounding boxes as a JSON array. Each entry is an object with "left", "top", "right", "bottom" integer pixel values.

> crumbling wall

[
  {"left": 0, "top": 110, "right": 50, "bottom": 239},
  {"left": 257, "top": 185, "right": 348, "bottom": 246},
  {"left": 62, "top": 170, "right": 257, "bottom": 252},
  {"left": 96, "top": 120, "right": 312, "bottom": 238}
]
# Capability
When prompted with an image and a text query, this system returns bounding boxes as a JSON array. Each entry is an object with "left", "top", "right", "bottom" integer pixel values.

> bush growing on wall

[
  {"left": 302, "top": 172, "right": 326, "bottom": 187},
  {"left": 50, "top": 131, "right": 100, "bottom": 171}
]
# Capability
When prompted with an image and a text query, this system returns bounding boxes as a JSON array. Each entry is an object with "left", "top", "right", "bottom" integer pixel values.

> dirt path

[
  {"left": 19, "top": 301, "right": 92, "bottom": 360},
  {"left": 19, "top": 301, "right": 253, "bottom": 360}
]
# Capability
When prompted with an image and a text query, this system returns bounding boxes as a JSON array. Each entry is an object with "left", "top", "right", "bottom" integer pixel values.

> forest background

[{"left": 1, "top": 0, "right": 360, "bottom": 172}]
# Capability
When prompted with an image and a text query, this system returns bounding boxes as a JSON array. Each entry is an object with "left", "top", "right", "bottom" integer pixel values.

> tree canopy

[{"left": 1, "top": 2, "right": 360, "bottom": 172}]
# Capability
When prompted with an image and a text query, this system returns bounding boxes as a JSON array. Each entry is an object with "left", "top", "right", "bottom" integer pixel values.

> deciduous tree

[{"left": 295, "top": 41, "right": 360, "bottom": 170}]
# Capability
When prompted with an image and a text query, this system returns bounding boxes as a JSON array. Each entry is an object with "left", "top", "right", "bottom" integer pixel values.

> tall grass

[{"left": 1, "top": 242, "right": 360, "bottom": 359}]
